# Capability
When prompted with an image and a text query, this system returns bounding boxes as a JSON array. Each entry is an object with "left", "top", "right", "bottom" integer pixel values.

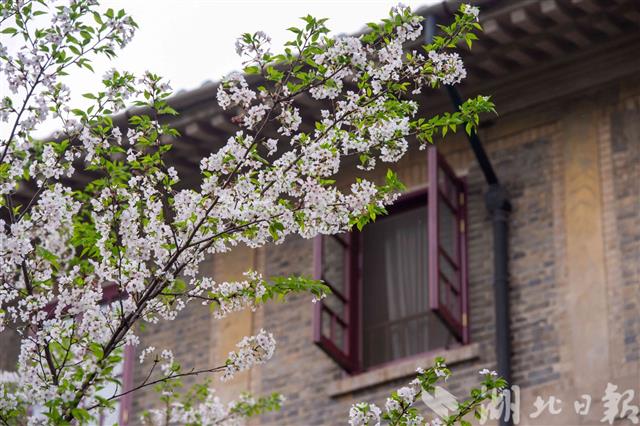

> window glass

[
  {"left": 334, "top": 321, "right": 346, "bottom": 352},
  {"left": 323, "top": 293, "right": 346, "bottom": 322},
  {"left": 440, "top": 254, "right": 458, "bottom": 289},
  {"left": 439, "top": 198, "right": 457, "bottom": 261},
  {"left": 322, "top": 235, "right": 346, "bottom": 295},
  {"left": 322, "top": 235, "right": 348, "bottom": 325},
  {"left": 321, "top": 307, "right": 347, "bottom": 350}
]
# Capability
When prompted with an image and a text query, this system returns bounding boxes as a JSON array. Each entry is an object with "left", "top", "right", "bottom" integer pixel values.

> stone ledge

[{"left": 327, "top": 343, "right": 481, "bottom": 398}]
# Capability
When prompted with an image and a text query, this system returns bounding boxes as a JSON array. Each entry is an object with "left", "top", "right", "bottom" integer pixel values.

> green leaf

[
  {"left": 88, "top": 343, "right": 104, "bottom": 359},
  {"left": 268, "top": 221, "right": 285, "bottom": 241},
  {"left": 71, "top": 408, "right": 92, "bottom": 422},
  {"left": 36, "top": 246, "right": 60, "bottom": 271},
  {"left": 92, "top": 11, "right": 103, "bottom": 25}
]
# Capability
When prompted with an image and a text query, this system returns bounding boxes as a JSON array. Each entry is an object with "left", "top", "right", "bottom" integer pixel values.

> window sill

[{"left": 327, "top": 343, "right": 480, "bottom": 398}]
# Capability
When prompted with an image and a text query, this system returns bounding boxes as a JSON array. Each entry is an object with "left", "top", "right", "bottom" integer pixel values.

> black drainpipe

[
  {"left": 425, "top": 14, "right": 513, "bottom": 426},
  {"left": 447, "top": 86, "right": 513, "bottom": 426}
]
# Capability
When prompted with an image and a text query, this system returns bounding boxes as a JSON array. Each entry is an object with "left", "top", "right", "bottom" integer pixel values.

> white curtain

[
  {"left": 362, "top": 205, "right": 452, "bottom": 367},
  {"left": 383, "top": 210, "right": 428, "bottom": 358}
]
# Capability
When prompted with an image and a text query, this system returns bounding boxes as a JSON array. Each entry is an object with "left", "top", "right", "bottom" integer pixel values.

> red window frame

[
  {"left": 313, "top": 147, "right": 469, "bottom": 373},
  {"left": 428, "top": 148, "right": 469, "bottom": 343},
  {"left": 313, "top": 233, "right": 360, "bottom": 373},
  {"left": 39, "top": 284, "right": 135, "bottom": 425}
]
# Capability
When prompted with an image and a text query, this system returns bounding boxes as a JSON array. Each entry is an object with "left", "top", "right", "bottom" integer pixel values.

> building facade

[{"left": 1, "top": 0, "right": 639, "bottom": 425}]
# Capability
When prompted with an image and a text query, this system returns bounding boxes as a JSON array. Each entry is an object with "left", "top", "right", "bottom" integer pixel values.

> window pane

[
  {"left": 334, "top": 322, "right": 346, "bottom": 351},
  {"left": 322, "top": 311, "right": 332, "bottom": 338},
  {"left": 440, "top": 254, "right": 459, "bottom": 290},
  {"left": 438, "top": 168, "right": 447, "bottom": 193},
  {"left": 362, "top": 205, "right": 453, "bottom": 368},
  {"left": 438, "top": 169, "right": 458, "bottom": 206},
  {"left": 321, "top": 308, "right": 347, "bottom": 351},
  {"left": 439, "top": 277, "right": 448, "bottom": 306},
  {"left": 322, "top": 236, "right": 346, "bottom": 296},
  {"left": 324, "top": 292, "right": 346, "bottom": 322},
  {"left": 439, "top": 198, "right": 457, "bottom": 262},
  {"left": 314, "top": 234, "right": 357, "bottom": 372},
  {"left": 448, "top": 286, "right": 461, "bottom": 320}
]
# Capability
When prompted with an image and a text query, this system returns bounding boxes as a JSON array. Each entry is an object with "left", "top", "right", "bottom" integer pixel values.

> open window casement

[
  {"left": 313, "top": 147, "right": 469, "bottom": 373},
  {"left": 428, "top": 147, "right": 469, "bottom": 344},
  {"left": 313, "top": 233, "right": 360, "bottom": 373}
]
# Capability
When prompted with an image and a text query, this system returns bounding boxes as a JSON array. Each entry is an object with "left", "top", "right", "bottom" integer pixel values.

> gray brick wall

[
  {"left": 487, "top": 138, "right": 562, "bottom": 388},
  {"left": 254, "top": 128, "right": 564, "bottom": 424},
  {"left": 611, "top": 109, "right": 640, "bottom": 364}
]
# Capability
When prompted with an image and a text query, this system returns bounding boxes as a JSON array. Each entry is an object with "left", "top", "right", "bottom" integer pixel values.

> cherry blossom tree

[{"left": 0, "top": 1, "right": 503, "bottom": 424}]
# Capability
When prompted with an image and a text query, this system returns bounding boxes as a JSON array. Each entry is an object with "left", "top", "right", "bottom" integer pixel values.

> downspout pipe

[
  {"left": 447, "top": 87, "right": 513, "bottom": 426},
  {"left": 449, "top": 88, "right": 513, "bottom": 426},
  {"left": 424, "top": 13, "right": 513, "bottom": 426},
  {"left": 445, "top": 88, "right": 513, "bottom": 406},
  {"left": 484, "top": 183, "right": 512, "bottom": 414}
]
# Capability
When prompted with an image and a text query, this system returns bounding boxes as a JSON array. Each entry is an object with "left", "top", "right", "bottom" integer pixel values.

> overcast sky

[
  {"left": 2, "top": 0, "right": 440, "bottom": 136},
  {"left": 101, "top": 0, "right": 438, "bottom": 93}
]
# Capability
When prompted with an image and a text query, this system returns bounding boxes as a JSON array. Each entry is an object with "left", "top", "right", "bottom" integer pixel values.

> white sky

[
  {"left": 101, "top": 0, "right": 438, "bottom": 93},
  {"left": 2, "top": 0, "right": 440, "bottom": 136}
]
